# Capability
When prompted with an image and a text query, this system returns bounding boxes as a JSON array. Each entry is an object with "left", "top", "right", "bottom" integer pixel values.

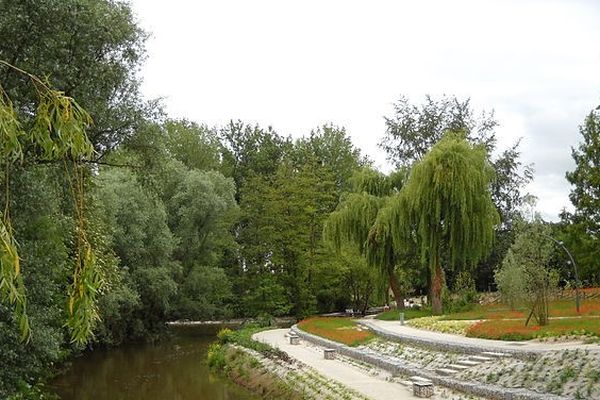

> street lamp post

[{"left": 541, "top": 234, "right": 581, "bottom": 313}]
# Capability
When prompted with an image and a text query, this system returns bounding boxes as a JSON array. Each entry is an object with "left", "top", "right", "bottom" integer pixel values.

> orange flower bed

[
  {"left": 297, "top": 317, "right": 374, "bottom": 346},
  {"left": 580, "top": 287, "right": 600, "bottom": 295},
  {"left": 550, "top": 301, "right": 600, "bottom": 317}
]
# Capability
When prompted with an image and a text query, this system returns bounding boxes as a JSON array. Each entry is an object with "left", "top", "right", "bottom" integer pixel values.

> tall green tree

[
  {"left": 380, "top": 95, "right": 533, "bottom": 290},
  {"left": 561, "top": 108, "right": 600, "bottom": 284},
  {"left": 0, "top": 0, "right": 150, "bottom": 154},
  {"left": 228, "top": 123, "right": 365, "bottom": 317},
  {"left": 565, "top": 109, "right": 600, "bottom": 232},
  {"left": 294, "top": 124, "right": 368, "bottom": 193},
  {"left": 94, "top": 168, "right": 179, "bottom": 341},
  {"left": 380, "top": 95, "right": 497, "bottom": 167},
  {"left": 395, "top": 132, "right": 499, "bottom": 314},
  {"left": 220, "top": 121, "right": 290, "bottom": 198},
  {"left": 239, "top": 161, "right": 337, "bottom": 317},
  {"left": 167, "top": 169, "right": 238, "bottom": 270},
  {"left": 163, "top": 119, "right": 221, "bottom": 171},
  {"left": 0, "top": 167, "right": 70, "bottom": 397}
]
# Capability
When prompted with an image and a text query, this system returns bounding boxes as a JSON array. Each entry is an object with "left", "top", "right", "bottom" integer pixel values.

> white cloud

[{"left": 130, "top": 0, "right": 600, "bottom": 221}]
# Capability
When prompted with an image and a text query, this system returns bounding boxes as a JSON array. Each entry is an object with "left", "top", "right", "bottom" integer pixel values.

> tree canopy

[{"left": 394, "top": 132, "right": 499, "bottom": 314}]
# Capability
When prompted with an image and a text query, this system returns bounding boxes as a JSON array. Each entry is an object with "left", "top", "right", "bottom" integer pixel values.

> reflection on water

[{"left": 51, "top": 333, "right": 257, "bottom": 400}]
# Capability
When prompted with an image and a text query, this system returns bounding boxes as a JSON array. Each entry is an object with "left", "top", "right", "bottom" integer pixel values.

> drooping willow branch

[{"left": 0, "top": 60, "right": 100, "bottom": 344}]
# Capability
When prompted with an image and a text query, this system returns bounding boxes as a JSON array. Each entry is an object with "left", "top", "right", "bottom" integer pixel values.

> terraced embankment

[{"left": 288, "top": 319, "right": 600, "bottom": 399}]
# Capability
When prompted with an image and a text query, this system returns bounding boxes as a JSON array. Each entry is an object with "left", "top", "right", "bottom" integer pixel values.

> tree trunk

[
  {"left": 431, "top": 258, "right": 444, "bottom": 315},
  {"left": 388, "top": 269, "right": 405, "bottom": 310}
]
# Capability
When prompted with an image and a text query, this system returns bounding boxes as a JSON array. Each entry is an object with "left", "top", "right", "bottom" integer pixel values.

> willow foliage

[
  {"left": 396, "top": 131, "right": 499, "bottom": 271},
  {"left": 365, "top": 199, "right": 396, "bottom": 272},
  {"left": 324, "top": 168, "right": 408, "bottom": 277},
  {"left": 0, "top": 60, "right": 98, "bottom": 344},
  {"left": 349, "top": 167, "right": 406, "bottom": 197},
  {"left": 323, "top": 192, "right": 383, "bottom": 254}
]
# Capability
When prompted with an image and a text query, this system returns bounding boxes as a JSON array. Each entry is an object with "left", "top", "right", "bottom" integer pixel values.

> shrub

[
  {"left": 207, "top": 343, "right": 226, "bottom": 370},
  {"left": 407, "top": 316, "right": 474, "bottom": 335}
]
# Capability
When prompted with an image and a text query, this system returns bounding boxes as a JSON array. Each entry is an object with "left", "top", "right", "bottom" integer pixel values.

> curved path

[
  {"left": 359, "top": 319, "right": 600, "bottom": 355},
  {"left": 253, "top": 329, "right": 421, "bottom": 400}
]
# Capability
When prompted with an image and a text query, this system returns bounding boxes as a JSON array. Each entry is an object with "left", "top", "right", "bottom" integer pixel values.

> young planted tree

[
  {"left": 495, "top": 220, "right": 558, "bottom": 325},
  {"left": 395, "top": 132, "right": 499, "bottom": 314}
]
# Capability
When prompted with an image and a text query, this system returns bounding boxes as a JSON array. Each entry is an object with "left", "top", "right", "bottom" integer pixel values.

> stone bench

[
  {"left": 324, "top": 348, "right": 336, "bottom": 360},
  {"left": 289, "top": 334, "right": 300, "bottom": 345},
  {"left": 413, "top": 381, "right": 434, "bottom": 398}
]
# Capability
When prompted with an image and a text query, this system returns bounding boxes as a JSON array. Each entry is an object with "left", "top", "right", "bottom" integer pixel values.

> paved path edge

[{"left": 358, "top": 320, "right": 541, "bottom": 360}]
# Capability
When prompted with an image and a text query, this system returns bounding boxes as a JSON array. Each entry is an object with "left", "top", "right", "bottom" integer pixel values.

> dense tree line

[{"left": 0, "top": 0, "right": 598, "bottom": 398}]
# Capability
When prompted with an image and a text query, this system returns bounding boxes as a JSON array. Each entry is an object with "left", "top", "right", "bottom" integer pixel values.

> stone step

[
  {"left": 468, "top": 355, "right": 494, "bottom": 363},
  {"left": 481, "top": 351, "right": 509, "bottom": 358},
  {"left": 447, "top": 364, "right": 469, "bottom": 371},
  {"left": 436, "top": 367, "right": 460, "bottom": 376},
  {"left": 455, "top": 359, "right": 481, "bottom": 367},
  {"left": 410, "top": 376, "right": 433, "bottom": 384}
]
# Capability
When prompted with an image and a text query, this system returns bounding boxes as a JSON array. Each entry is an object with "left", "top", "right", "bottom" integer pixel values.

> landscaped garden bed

[
  {"left": 374, "top": 296, "right": 600, "bottom": 341},
  {"left": 466, "top": 317, "right": 600, "bottom": 341},
  {"left": 297, "top": 317, "right": 374, "bottom": 346}
]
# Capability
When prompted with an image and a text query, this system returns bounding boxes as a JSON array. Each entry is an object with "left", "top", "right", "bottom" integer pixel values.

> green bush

[
  {"left": 445, "top": 271, "right": 478, "bottom": 313},
  {"left": 215, "top": 326, "right": 288, "bottom": 361},
  {"left": 207, "top": 343, "right": 227, "bottom": 370}
]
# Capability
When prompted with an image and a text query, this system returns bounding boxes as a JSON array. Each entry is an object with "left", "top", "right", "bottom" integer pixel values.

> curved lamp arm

[{"left": 539, "top": 233, "right": 581, "bottom": 313}]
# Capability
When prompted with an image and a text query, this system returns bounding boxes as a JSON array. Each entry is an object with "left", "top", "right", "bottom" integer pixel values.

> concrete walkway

[
  {"left": 253, "top": 329, "right": 421, "bottom": 400},
  {"left": 360, "top": 319, "right": 600, "bottom": 353}
]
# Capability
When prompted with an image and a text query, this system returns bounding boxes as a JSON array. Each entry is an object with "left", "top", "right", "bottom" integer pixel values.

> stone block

[
  {"left": 413, "top": 381, "right": 434, "bottom": 398},
  {"left": 324, "top": 348, "right": 336, "bottom": 360}
]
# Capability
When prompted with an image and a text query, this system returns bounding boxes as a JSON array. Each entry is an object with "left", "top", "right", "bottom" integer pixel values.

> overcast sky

[{"left": 130, "top": 0, "right": 600, "bottom": 221}]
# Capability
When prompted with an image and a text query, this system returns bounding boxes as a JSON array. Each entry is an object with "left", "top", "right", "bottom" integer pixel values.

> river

[{"left": 51, "top": 329, "right": 258, "bottom": 400}]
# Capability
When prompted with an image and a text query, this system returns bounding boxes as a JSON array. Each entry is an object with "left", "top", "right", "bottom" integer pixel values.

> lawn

[
  {"left": 375, "top": 308, "right": 431, "bottom": 321},
  {"left": 297, "top": 317, "right": 374, "bottom": 346}
]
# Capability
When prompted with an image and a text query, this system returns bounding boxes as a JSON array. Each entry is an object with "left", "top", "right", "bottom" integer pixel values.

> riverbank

[
  {"left": 208, "top": 326, "right": 372, "bottom": 399},
  {"left": 211, "top": 325, "right": 488, "bottom": 399}
]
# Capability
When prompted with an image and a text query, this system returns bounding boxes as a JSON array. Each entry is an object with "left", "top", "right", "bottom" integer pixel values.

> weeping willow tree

[
  {"left": 324, "top": 168, "right": 411, "bottom": 309},
  {"left": 394, "top": 131, "right": 499, "bottom": 315},
  {"left": 0, "top": 60, "right": 100, "bottom": 344}
]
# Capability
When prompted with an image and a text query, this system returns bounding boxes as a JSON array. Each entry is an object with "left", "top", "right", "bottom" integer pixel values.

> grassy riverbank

[
  {"left": 208, "top": 325, "right": 369, "bottom": 399},
  {"left": 208, "top": 326, "right": 304, "bottom": 399}
]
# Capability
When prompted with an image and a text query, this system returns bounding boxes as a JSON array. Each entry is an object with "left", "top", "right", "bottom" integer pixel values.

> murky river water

[{"left": 51, "top": 331, "right": 258, "bottom": 400}]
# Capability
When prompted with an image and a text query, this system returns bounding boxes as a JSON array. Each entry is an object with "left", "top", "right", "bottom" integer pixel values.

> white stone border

[{"left": 359, "top": 320, "right": 542, "bottom": 360}]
